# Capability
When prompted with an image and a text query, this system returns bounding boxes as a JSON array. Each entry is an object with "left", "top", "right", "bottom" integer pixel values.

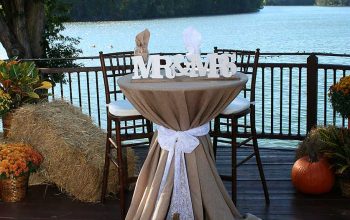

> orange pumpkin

[{"left": 291, "top": 156, "right": 335, "bottom": 194}]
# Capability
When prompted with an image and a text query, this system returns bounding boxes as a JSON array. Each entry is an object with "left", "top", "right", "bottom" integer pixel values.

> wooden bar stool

[
  {"left": 99, "top": 51, "right": 153, "bottom": 219},
  {"left": 212, "top": 48, "right": 270, "bottom": 205}
]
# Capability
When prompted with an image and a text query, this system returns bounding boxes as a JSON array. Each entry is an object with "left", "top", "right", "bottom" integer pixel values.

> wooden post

[{"left": 306, "top": 54, "right": 318, "bottom": 132}]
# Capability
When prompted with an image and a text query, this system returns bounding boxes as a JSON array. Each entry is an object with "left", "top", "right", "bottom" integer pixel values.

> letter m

[{"left": 132, "top": 55, "right": 162, "bottom": 79}]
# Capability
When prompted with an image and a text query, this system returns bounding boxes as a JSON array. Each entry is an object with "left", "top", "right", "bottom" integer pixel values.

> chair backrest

[
  {"left": 214, "top": 47, "right": 260, "bottom": 104},
  {"left": 99, "top": 51, "right": 134, "bottom": 104}
]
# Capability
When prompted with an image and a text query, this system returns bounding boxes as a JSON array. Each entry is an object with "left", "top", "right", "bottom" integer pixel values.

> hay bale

[{"left": 8, "top": 101, "right": 137, "bottom": 202}]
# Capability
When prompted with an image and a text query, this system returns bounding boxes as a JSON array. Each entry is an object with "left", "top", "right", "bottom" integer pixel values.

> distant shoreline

[
  {"left": 65, "top": 10, "right": 261, "bottom": 23},
  {"left": 62, "top": 0, "right": 263, "bottom": 22},
  {"left": 63, "top": 5, "right": 349, "bottom": 23},
  {"left": 67, "top": 10, "right": 261, "bottom": 23},
  {"left": 265, "top": 4, "right": 349, "bottom": 6},
  {"left": 264, "top": 0, "right": 349, "bottom": 6}
]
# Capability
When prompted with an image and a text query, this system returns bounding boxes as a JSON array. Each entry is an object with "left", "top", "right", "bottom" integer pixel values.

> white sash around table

[{"left": 155, "top": 123, "right": 210, "bottom": 219}]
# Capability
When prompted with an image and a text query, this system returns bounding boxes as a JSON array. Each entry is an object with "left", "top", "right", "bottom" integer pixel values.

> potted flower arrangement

[
  {"left": 295, "top": 126, "right": 350, "bottom": 197},
  {"left": 0, "top": 60, "right": 52, "bottom": 137},
  {"left": 0, "top": 143, "right": 43, "bottom": 202},
  {"left": 329, "top": 75, "right": 350, "bottom": 129}
]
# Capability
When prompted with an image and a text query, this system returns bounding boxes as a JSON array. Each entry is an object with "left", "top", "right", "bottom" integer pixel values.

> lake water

[
  {"left": 1, "top": 6, "right": 349, "bottom": 148},
  {"left": 1, "top": 6, "right": 350, "bottom": 58},
  {"left": 65, "top": 6, "right": 350, "bottom": 57}
]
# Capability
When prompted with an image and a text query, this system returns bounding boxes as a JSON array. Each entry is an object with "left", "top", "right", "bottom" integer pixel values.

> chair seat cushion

[
  {"left": 108, "top": 100, "right": 140, "bottom": 116},
  {"left": 221, "top": 97, "right": 250, "bottom": 115}
]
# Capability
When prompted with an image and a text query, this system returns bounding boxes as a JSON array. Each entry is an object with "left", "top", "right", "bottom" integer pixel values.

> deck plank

[{"left": 0, "top": 147, "right": 349, "bottom": 220}]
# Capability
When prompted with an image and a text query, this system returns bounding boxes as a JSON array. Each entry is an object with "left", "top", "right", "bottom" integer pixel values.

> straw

[{"left": 7, "top": 100, "right": 137, "bottom": 202}]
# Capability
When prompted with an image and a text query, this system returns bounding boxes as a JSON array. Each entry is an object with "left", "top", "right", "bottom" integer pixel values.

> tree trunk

[
  {"left": 26, "top": 0, "right": 45, "bottom": 58},
  {"left": 12, "top": 0, "right": 33, "bottom": 58},
  {"left": 0, "top": 0, "right": 45, "bottom": 58},
  {"left": 0, "top": 10, "right": 25, "bottom": 57}
]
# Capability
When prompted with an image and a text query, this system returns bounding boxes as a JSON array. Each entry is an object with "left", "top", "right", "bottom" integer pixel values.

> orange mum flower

[
  {"left": 0, "top": 143, "right": 43, "bottom": 179},
  {"left": 329, "top": 75, "right": 350, "bottom": 119}
]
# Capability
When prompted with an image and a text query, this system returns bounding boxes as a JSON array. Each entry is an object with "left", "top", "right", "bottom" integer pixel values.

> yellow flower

[
  {"left": 35, "top": 81, "right": 52, "bottom": 90},
  {"left": 0, "top": 89, "right": 12, "bottom": 114}
]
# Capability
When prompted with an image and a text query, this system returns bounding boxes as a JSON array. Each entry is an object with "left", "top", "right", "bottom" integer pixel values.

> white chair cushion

[
  {"left": 108, "top": 100, "right": 140, "bottom": 117},
  {"left": 221, "top": 97, "right": 250, "bottom": 115}
]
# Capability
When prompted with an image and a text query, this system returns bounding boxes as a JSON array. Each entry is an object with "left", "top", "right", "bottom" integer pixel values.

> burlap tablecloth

[{"left": 118, "top": 73, "right": 260, "bottom": 220}]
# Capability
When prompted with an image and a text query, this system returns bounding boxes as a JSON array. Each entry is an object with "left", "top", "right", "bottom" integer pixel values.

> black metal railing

[{"left": 17, "top": 52, "right": 350, "bottom": 141}]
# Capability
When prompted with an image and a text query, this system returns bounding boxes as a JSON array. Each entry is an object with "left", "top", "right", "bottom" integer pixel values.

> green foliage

[
  {"left": 296, "top": 128, "right": 325, "bottom": 161},
  {"left": 0, "top": 60, "right": 52, "bottom": 114},
  {"left": 264, "top": 0, "right": 314, "bottom": 5},
  {"left": 319, "top": 127, "right": 350, "bottom": 177},
  {"left": 297, "top": 126, "right": 350, "bottom": 178},
  {"left": 315, "top": 0, "right": 350, "bottom": 6},
  {"left": 329, "top": 91, "right": 350, "bottom": 118},
  {"left": 40, "top": 0, "right": 82, "bottom": 83},
  {"left": 0, "top": 89, "right": 12, "bottom": 115},
  {"left": 58, "top": 0, "right": 264, "bottom": 21}
]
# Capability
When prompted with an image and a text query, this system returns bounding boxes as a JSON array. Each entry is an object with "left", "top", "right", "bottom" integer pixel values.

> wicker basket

[
  {"left": 0, "top": 174, "right": 29, "bottom": 202},
  {"left": 339, "top": 178, "right": 350, "bottom": 198},
  {"left": 2, "top": 111, "right": 14, "bottom": 138}
]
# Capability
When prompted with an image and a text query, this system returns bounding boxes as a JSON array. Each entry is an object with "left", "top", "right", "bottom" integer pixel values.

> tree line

[
  {"left": 315, "top": 0, "right": 350, "bottom": 5},
  {"left": 264, "top": 0, "right": 314, "bottom": 5},
  {"left": 264, "top": 0, "right": 350, "bottom": 5},
  {"left": 59, "top": 0, "right": 263, "bottom": 21}
]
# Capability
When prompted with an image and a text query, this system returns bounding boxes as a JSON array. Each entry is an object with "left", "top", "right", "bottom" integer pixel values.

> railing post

[{"left": 306, "top": 54, "right": 318, "bottom": 132}]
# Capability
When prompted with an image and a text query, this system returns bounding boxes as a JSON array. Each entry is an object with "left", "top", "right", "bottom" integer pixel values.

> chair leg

[
  {"left": 213, "top": 117, "right": 220, "bottom": 160},
  {"left": 116, "top": 120, "right": 127, "bottom": 219},
  {"left": 231, "top": 117, "right": 238, "bottom": 205},
  {"left": 101, "top": 118, "right": 112, "bottom": 203},
  {"left": 146, "top": 119, "right": 153, "bottom": 145},
  {"left": 251, "top": 114, "right": 270, "bottom": 204}
]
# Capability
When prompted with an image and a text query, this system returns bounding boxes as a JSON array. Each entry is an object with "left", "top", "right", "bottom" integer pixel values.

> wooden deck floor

[{"left": 0, "top": 147, "right": 349, "bottom": 220}]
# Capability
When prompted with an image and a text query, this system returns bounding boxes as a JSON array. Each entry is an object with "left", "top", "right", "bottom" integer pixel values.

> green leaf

[
  {"left": 338, "top": 165, "right": 349, "bottom": 175},
  {"left": 27, "top": 92, "right": 40, "bottom": 99},
  {"left": 0, "top": 71, "right": 8, "bottom": 79}
]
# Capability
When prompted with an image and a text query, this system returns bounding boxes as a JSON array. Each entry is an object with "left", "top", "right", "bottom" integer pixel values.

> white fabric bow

[{"left": 154, "top": 123, "right": 210, "bottom": 220}]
